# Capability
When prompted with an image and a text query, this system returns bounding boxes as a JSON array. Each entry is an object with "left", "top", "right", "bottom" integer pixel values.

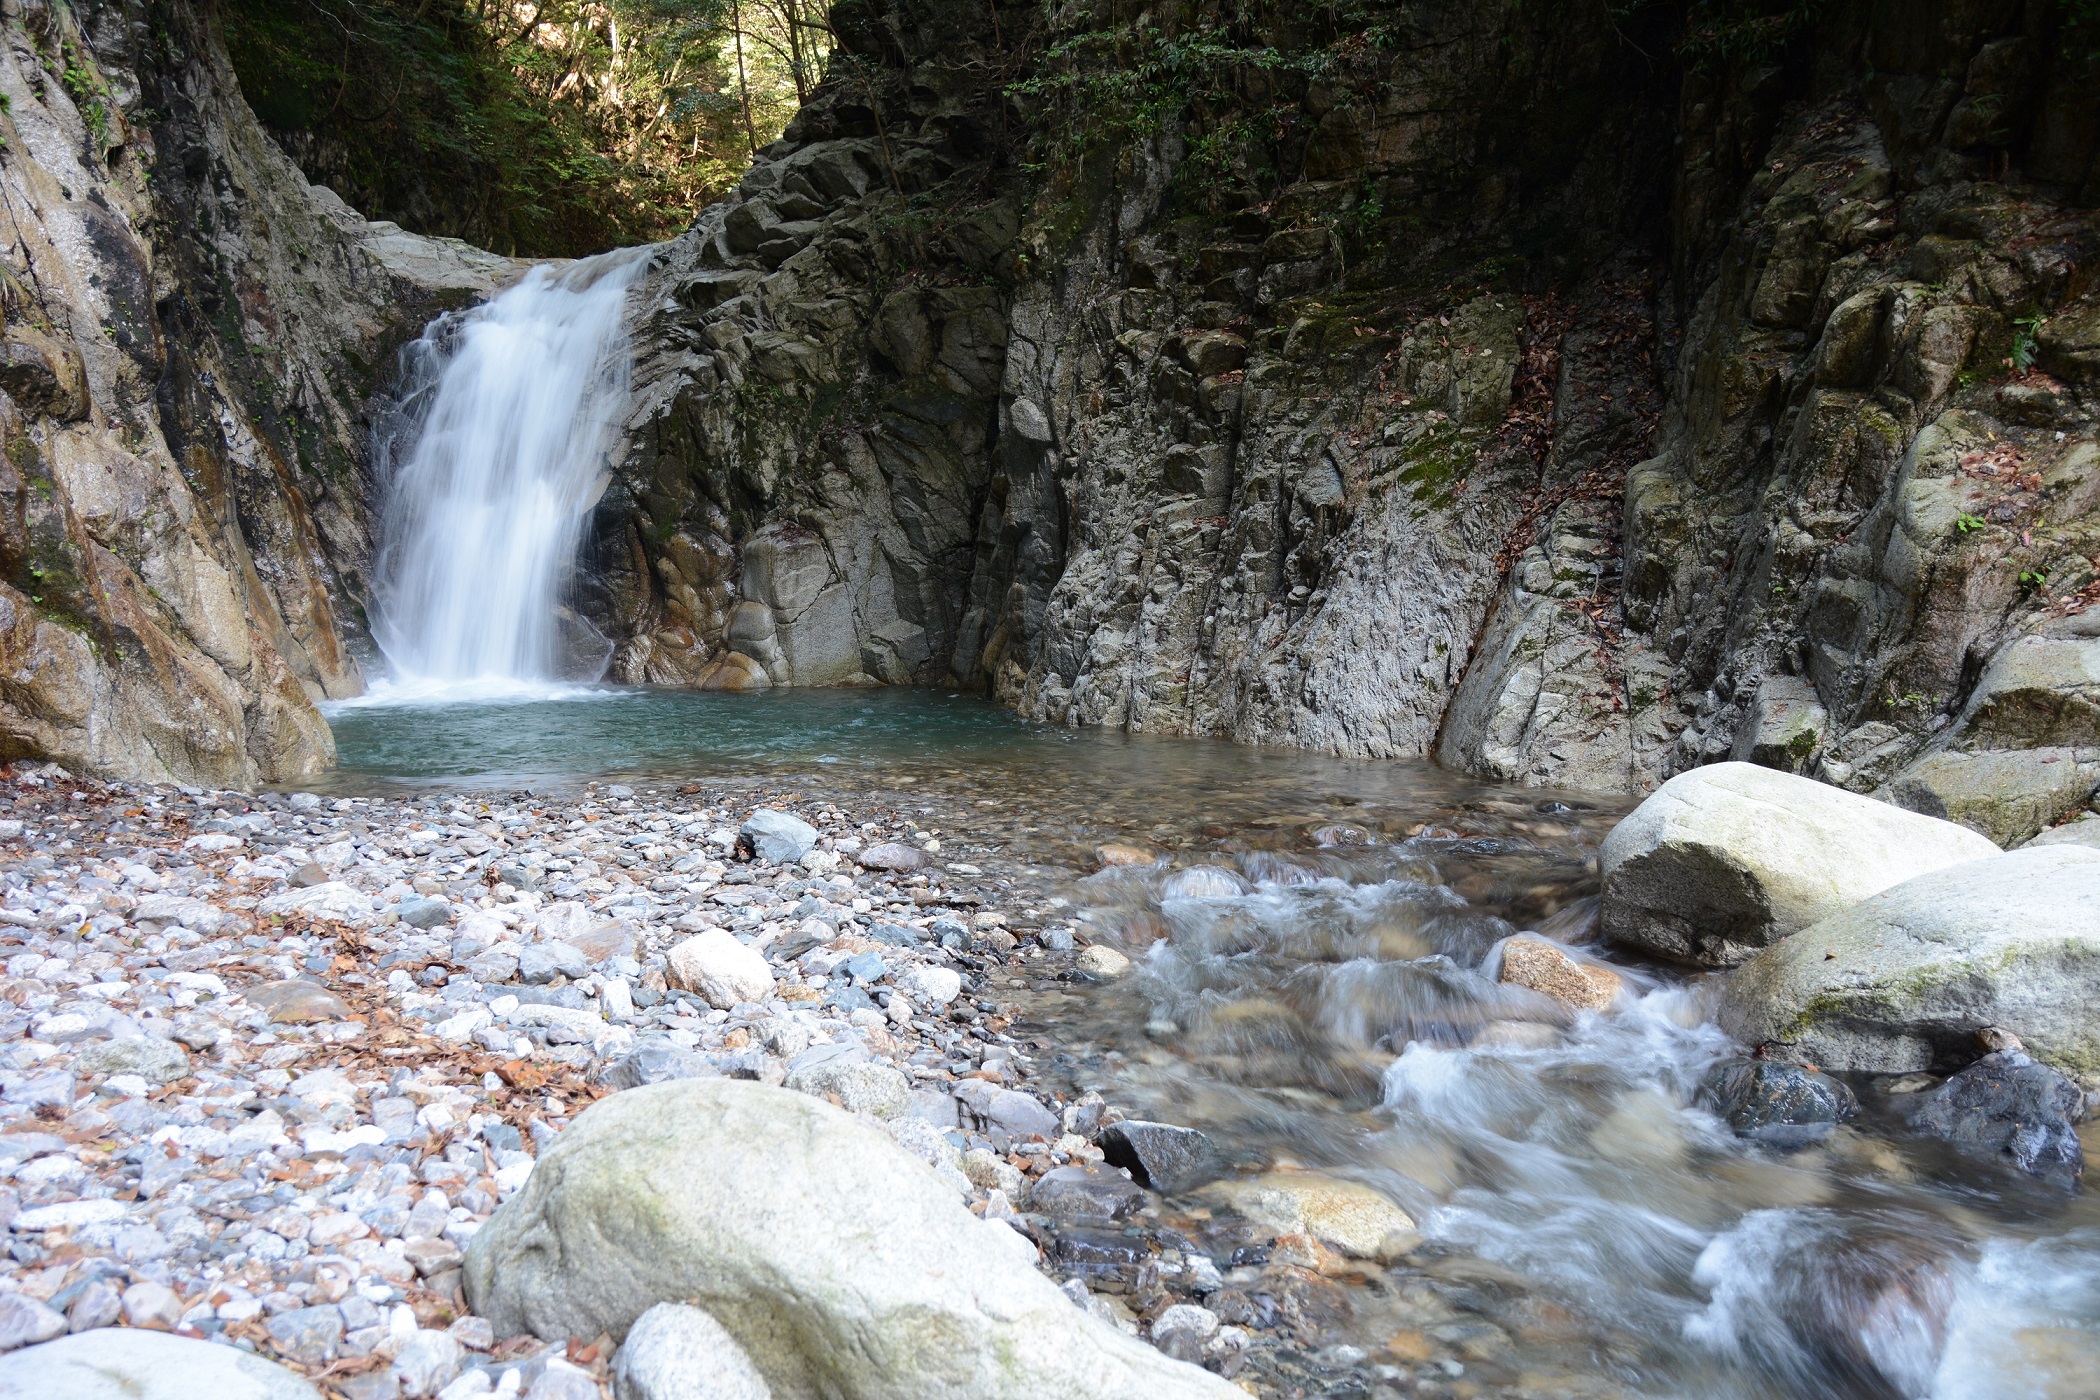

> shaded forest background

[{"left": 222, "top": 0, "right": 830, "bottom": 256}]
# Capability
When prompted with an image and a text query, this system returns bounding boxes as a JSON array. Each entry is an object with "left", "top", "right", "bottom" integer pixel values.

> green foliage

[
  {"left": 59, "top": 47, "right": 110, "bottom": 146},
  {"left": 2012, "top": 314, "right": 2044, "bottom": 374},
  {"left": 1956, "top": 510, "right": 1986, "bottom": 534},
  {"left": 221, "top": 0, "right": 809, "bottom": 257},
  {"left": 2056, "top": 0, "right": 2100, "bottom": 58},
  {"left": 1672, "top": 0, "right": 1824, "bottom": 66},
  {"left": 1007, "top": 0, "right": 1403, "bottom": 208}
]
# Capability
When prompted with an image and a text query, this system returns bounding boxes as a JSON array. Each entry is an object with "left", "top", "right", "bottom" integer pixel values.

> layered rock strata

[
  {"left": 0, "top": 0, "right": 512, "bottom": 785},
  {"left": 572, "top": 0, "right": 2100, "bottom": 837}
]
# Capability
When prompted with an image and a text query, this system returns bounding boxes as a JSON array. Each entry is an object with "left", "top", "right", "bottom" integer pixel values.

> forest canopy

[{"left": 222, "top": 0, "right": 831, "bottom": 257}]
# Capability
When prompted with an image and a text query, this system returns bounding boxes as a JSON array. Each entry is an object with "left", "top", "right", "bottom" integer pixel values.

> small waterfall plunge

[{"left": 367, "top": 248, "right": 649, "bottom": 699}]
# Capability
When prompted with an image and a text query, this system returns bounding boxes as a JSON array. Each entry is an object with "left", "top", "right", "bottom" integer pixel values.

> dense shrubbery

[{"left": 223, "top": 0, "right": 826, "bottom": 256}]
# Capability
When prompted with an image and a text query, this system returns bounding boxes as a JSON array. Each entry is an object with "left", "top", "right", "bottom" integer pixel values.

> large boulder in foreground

[
  {"left": 1600, "top": 762, "right": 1998, "bottom": 966},
  {"left": 1719, "top": 845, "right": 2100, "bottom": 1075},
  {"left": 0, "top": 1328, "right": 321, "bottom": 1400},
  {"left": 464, "top": 1079, "right": 1240, "bottom": 1400}
]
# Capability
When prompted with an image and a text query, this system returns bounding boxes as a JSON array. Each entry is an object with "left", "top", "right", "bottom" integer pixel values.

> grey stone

[
  {"left": 857, "top": 843, "right": 926, "bottom": 872},
  {"left": 1149, "top": 1304, "right": 1220, "bottom": 1364},
  {"left": 465, "top": 1080, "right": 1239, "bottom": 1399},
  {"left": 613, "top": 1302, "right": 772, "bottom": 1400},
  {"left": 601, "top": 1039, "right": 720, "bottom": 1091},
  {"left": 0, "top": 1293, "right": 65, "bottom": 1351},
  {"left": 519, "top": 942, "right": 589, "bottom": 985},
  {"left": 953, "top": 1081, "right": 1060, "bottom": 1141},
  {"left": 1601, "top": 762, "right": 1998, "bottom": 966},
  {"left": 784, "top": 1058, "right": 912, "bottom": 1118},
  {"left": 0, "top": 1328, "right": 324, "bottom": 1399},
  {"left": 134, "top": 895, "right": 230, "bottom": 936},
  {"left": 1729, "top": 676, "right": 1829, "bottom": 774},
  {"left": 1907, "top": 1050, "right": 2083, "bottom": 1187},
  {"left": 76, "top": 1036, "right": 191, "bottom": 1084},
  {"left": 526, "top": 1359, "right": 601, "bottom": 1400},
  {"left": 2026, "top": 813, "right": 2100, "bottom": 849},
  {"left": 1099, "top": 1121, "right": 1226, "bottom": 1194},
  {"left": 267, "top": 1304, "right": 344, "bottom": 1365},
  {"left": 65, "top": 1279, "right": 121, "bottom": 1333},
  {"left": 1721, "top": 845, "right": 2100, "bottom": 1075},
  {"left": 396, "top": 898, "right": 452, "bottom": 930},
  {"left": 1027, "top": 1165, "right": 1147, "bottom": 1220},
  {"left": 837, "top": 951, "right": 887, "bottom": 984},
  {"left": 1693, "top": 1058, "right": 1858, "bottom": 1148},
  {"left": 738, "top": 811, "right": 820, "bottom": 864},
  {"left": 390, "top": 1329, "right": 463, "bottom": 1398},
  {"left": 1885, "top": 747, "right": 2100, "bottom": 847},
  {"left": 1946, "top": 630, "right": 2100, "bottom": 749}
]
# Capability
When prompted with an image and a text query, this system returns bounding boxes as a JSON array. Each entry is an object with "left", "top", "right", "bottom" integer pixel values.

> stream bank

[{"left": 2, "top": 694, "right": 2096, "bottom": 1398}]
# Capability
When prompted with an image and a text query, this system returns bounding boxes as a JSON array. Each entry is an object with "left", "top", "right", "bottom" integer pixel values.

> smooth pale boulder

[
  {"left": 76, "top": 1036, "right": 191, "bottom": 1083},
  {"left": 0, "top": 1328, "right": 322, "bottom": 1400},
  {"left": 857, "top": 842, "right": 926, "bottom": 872},
  {"left": 891, "top": 963, "right": 962, "bottom": 1006},
  {"left": 783, "top": 1057, "right": 911, "bottom": 1118},
  {"left": 668, "top": 929, "right": 775, "bottom": 1008},
  {"left": 2028, "top": 813, "right": 2100, "bottom": 849},
  {"left": 614, "top": 1302, "right": 772, "bottom": 1400},
  {"left": 1075, "top": 944, "right": 1131, "bottom": 978},
  {"left": 739, "top": 810, "right": 820, "bottom": 864},
  {"left": 463, "top": 1079, "right": 1241, "bottom": 1400},
  {"left": 1719, "top": 845, "right": 2100, "bottom": 1075},
  {"left": 1600, "top": 762, "right": 1998, "bottom": 966}
]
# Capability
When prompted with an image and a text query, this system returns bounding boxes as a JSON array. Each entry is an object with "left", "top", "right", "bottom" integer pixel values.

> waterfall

[{"left": 367, "top": 247, "right": 649, "bottom": 699}]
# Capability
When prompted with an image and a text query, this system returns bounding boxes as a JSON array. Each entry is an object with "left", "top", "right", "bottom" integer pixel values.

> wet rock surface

[
  {"left": 1721, "top": 843, "right": 2100, "bottom": 1075},
  {"left": 3, "top": 744, "right": 2098, "bottom": 1400},
  {"left": 1695, "top": 1058, "right": 1858, "bottom": 1148},
  {"left": 1908, "top": 1051, "right": 2085, "bottom": 1188}
]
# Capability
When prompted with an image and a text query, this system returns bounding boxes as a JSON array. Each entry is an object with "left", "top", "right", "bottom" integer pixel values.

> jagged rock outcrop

[
  {"left": 586, "top": 0, "right": 2100, "bottom": 828},
  {"left": 0, "top": 0, "right": 512, "bottom": 785}
]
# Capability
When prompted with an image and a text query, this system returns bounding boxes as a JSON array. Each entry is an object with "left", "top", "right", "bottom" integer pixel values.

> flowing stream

[
  {"left": 330, "top": 255, "right": 2100, "bottom": 1395},
  {"left": 367, "top": 248, "right": 650, "bottom": 698},
  {"left": 316, "top": 688, "right": 2100, "bottom": 1400}
]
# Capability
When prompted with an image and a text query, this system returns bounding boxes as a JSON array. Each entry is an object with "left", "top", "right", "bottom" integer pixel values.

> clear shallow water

[
  {"left": 324, "top": 685, "right": 1139, "bottom": 791},
  {"left": 317, "top": 686, "right": 2100, "bottom": 1398}
]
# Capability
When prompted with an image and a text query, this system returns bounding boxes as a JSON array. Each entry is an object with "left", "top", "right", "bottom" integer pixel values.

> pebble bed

[{"left": 0, "top": 760, "right": 1168, "bottom": 1399}]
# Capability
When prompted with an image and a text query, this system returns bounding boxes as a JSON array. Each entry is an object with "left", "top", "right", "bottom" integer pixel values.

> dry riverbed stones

[{"left": 0, "top": 761, "right": 1310, "bottom": 1398}]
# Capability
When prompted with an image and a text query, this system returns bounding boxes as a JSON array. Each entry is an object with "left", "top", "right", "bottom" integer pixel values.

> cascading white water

[{"left": 367, "top": 247, "right": 650, "bottom": 699}]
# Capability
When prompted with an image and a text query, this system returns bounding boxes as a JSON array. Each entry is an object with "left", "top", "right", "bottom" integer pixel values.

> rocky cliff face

[
  {"left": 0, "top": 0, "right": 512, "bottom": 786},
  {"left": 598, "top": 0, "right": 2100, "bottom": 839},
  {"left": 15, "top": 0, "right": 2094, "bottom": 840}
]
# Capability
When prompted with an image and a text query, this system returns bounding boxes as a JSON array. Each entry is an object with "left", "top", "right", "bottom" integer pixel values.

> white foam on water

[{"left": 322, "top": 676, "right": 634, "bottom": 712}]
